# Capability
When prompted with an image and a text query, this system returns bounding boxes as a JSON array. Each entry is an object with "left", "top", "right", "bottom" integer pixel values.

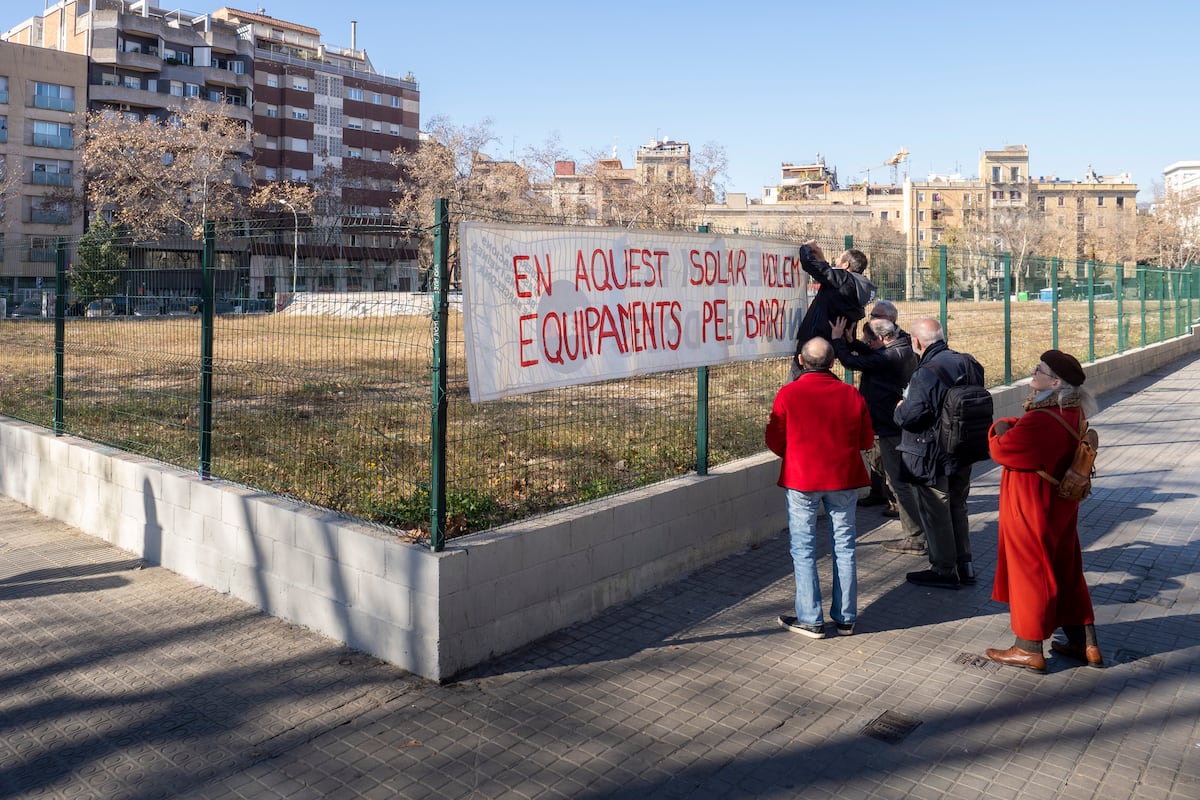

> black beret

[{"left": 1040, "top": 349, "right": 1086, "bottom": 387}]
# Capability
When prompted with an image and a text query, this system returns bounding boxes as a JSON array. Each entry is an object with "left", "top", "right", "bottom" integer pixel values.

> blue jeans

[{"left": 786, "top": 488, "right": 858, "bottom": 627}]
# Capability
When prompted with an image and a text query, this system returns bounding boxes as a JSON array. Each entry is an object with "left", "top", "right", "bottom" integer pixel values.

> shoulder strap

[
  {"left": 1033, "top": 408, "right": 1087, "bottom": 485},
  {"left": 1032, "top": 408, "right": 1086, "bottom": 440},
  {"left": 926, "top": 355, "right": 968, "bottom": 387}
]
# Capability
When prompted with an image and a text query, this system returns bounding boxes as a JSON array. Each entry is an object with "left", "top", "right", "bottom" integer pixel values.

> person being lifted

[{"left": 787, "top": 240, "right": 876, "bottom": 382}]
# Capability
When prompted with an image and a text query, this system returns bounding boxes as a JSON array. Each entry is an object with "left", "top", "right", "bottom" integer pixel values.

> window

[
  {"left": 266, "top": 105, "right": 279, "bottom": 118},
  {"left": 346, "top": 117, "right": 362, "bottom": 130},
  {"left": 879, "top": 211, "right": 888, "bottom": 221},
  {"left": 1057, "top": 196, "right": 1065, "bottom": 207},
  {"left": 263, "top": 167, "right": 278, "bottom": 180},
  {"left": 390, "top": 96, "right": 400, "bottom": 108},
  {"left": 917, "top": 191, "right": 925, "bottom": 202},
  {"left": 1097, "top": 196, "right": 1105, "bottom": 207},
  {"left": 291, "top": 170, "right": 308, "bottom": 182},
  {"left": 918, "top": 210, "right": 926, "bottom": 222},
  {"left": 1116, "top": 196, "right": 1125, "bottom": 208},
  {"left": 291, "top": 138, "right": 308, "bottom": 152},
  {"left": 918, "top": 229, "right": 926, "bottom": 241},
  {"left": 992, "top": 191, "right": 1003, "bottom": 200},
  {"left": 266, "top": 74, "right": 279, "bottom": 87},
  {"left": 30, "top": 199, "right": 70, "bottom": 224},
  {"left": 32, "top": 159, "right": 73, "bottom": 186},
  {"left": 991, "top": 166, "right": 1001, "bottom": 182},
  {"left": 292, "top": 109, "right": 309, "bottom": 120},
  {"left": 1037, "top": 196, "right": 1045, "bottom": 212},
  {"left": 371, "top": 93, "right": 381, "bottom": 104},
  {"left": 102, "top": 72, "right": 119, "bottom": 86},
  {"left": 185, "top": 83, "right": 200, "bottom": 98},
  {"left": 33, "top": 120, "right": 73, "bottom": 149},
  {"left": 124, "top": 75, "right": 141, "bottom": 89},
  {"left": 0, "top": 76, "right": 7, "bottom": 103},
  {"left": 346, "top": 87, "right": 364, "bottom": 100},
  {"left": 292, "top": 78, "right": 309, "bottom": 91},
  {"left": 389, "top": 124, "right": 400, "bottom": 136},
  {"left": 371, "top": 121, "right": 381, "bottom": 132},
  {"left": 348, "top": 148, "right": 362, "bottom": 159},
  {"left": 170, "top": 80, "right": 184, "bottom": 97},
  {"left": 1010, "top": 190, "right": 1021, "bottom": 200},
  {"left": 1010, "top": 167, "right": 1020, "bottom": 181},
  {"left": 33, "top": 82, "right": 75, "bottom": 111}
]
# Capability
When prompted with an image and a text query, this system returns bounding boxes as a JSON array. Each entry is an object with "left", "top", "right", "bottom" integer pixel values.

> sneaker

[
  {"left": 905, "top": 569, "right": 960, "bottom": 589},
  {"left": 835, "top": 622, "right": 855, "bottom": 636},
  {"left": 778, "top": 615, "right": 826, "bottom": 638},
  {"left": 882, "top": 539, "right": 927, "bottom": 555}
]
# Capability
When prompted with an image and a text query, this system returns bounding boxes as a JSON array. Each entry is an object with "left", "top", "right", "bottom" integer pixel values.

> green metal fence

[{"left": 1, "top": 213, "right": 1197, "bottom": 552}]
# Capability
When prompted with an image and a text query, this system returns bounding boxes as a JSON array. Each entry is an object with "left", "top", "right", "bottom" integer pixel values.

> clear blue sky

[{"left": 8, "top": 1, "right": 1193, "bottom": 201}]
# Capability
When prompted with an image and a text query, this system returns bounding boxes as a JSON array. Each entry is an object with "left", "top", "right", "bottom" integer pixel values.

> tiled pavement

[{"left": 3, "top": 353, "right": 1200, "bottom": 799}]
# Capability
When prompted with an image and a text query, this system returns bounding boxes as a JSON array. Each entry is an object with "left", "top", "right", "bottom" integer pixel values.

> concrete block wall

[{"left": 1, "top": 326, "right": 1196, "bottom": 680}]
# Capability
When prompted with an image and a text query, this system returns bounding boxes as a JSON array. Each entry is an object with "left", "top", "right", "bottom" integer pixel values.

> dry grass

[{"left": 0, "top": 294, "right": 1189, "bottom": 540}]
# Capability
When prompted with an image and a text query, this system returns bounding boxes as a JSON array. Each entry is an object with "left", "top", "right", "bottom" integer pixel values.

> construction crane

[{"left": 860, "top": 147, "right": 910, "bottom": 187}]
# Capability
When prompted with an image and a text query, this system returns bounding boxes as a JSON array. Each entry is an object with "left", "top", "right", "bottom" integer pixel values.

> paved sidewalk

[{"left": 3, "top": 354, "right": 1200, "bottom": 799}]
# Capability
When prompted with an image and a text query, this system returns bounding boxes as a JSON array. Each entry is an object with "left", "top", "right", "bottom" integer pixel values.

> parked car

[
  {"left": 163, "top": 300, "right": 194, "bottom": 316},
  {"left": 10, "top": 299, "right": 45, "bottom": 318},
  {"left": 132, "top": 300, "right": 163, "bottom": 317},
  {"left": 85, "top": 299, "right": 116, "bottom": 317}
]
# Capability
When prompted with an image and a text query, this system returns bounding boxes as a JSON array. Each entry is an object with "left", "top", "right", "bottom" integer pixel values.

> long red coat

[
  {"left": 987, "top": 403, "right": 1095, "bottom": 640},
  {"left": 765, "top": 370, "right": 874, "bottom": 492}
]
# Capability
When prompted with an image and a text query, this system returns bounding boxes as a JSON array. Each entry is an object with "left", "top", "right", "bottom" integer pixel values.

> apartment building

[
  {"left": 906, "top": 146, "right": 1137, "bottom": 297},
  {"left": 2, "top": 1, "right": 421, "bottom": 296},
  {"left": 0, "top": 39, "right": 88, "bottom": 302}
]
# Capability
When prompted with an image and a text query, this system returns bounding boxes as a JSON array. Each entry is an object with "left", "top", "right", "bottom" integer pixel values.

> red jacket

[{"left": 765, "top": 370, "right": 874, "bottom": 492}]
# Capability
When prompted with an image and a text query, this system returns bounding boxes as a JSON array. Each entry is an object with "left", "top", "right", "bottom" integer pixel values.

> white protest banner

[{"left": 460, "top": 222, "right": 810, "bottom": 402}]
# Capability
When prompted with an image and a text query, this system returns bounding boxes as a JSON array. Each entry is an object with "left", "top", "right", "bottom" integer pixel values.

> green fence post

[
  {"left": 54, "top": 238, "right": 67, "bottom": 435},
  {"left": 1116, "top": 263, "right": 1125, "bottom": 352},
  {"left": 199, "top": 221, "right": 215, "bottom": 479},
  {"left": 1139, "top": 267, "right": 1147, "bottom": 347},
  {"left": 1087, "top": 259, "right": 1095, "bottom": 362},
  {"left": 430, "top": 199, "right": 450, "bottom": 552},
  {"left": 938, "top": 245, "right": 948, "bottom": 334},
  {"left": 1003, "top": 253, "right": 1012, "bottom": 384},
  {"left": 1159, "top": 269, "right": 1166, "bottom": 343},
  {"left": 1050, "top": 257, "right": 1059, "bottom": 350},
  {"left": 696, "top": 224, "right": 710, "bottom": 475}
]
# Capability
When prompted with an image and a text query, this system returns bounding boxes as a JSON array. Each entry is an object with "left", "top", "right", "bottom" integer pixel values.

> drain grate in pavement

[
  {"left": 863, "top": 710, "right": 922, "bottom": 744},
  {"left": 953, "top": 652, "right": 1002, "bottom": 671}
]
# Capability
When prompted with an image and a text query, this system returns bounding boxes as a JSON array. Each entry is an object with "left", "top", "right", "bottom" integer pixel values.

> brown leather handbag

[{"left": 1035, "top": 410, "right": 1098, "bottom": 502}]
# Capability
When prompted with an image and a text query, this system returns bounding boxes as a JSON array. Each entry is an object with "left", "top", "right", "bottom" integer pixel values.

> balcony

[
  {"left": 33, "top": 96, "right": 76, "bottom": 112},
  {"left": 31, "top": 171, "right": 73, "bottom": 187},
  {"left": 30, "top": 209, "right": 71, "bottom": 225},
  {"left": 33, "top": 133, "right": 74, "bottom": 150}
]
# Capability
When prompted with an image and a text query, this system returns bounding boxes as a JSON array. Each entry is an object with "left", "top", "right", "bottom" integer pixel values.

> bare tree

[
  {"left": 82, "top": 101, "right": 253, "bottom": 240},
  {"left": 580, "top": 150, "right": 698, "bottom": 231},
  {"left": 392, "top": 116, "right": 543, "bottom": 287},
  {"left": 990, "top": 206, "right": 1050, "bottom": 295},
  {"left": 692, "top": 141, "right": 729, "bottom": 208},
  {"left": 0, "top": 154, "right": 21, "bottom": 225},
  {"left": 1136, "top": 186, "right": 1200, "bottom": 268}
]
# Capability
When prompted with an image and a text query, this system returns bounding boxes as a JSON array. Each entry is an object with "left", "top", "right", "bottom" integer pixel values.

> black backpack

[{"left": 928, "top": 356, "right": 993, "bottom": 465}]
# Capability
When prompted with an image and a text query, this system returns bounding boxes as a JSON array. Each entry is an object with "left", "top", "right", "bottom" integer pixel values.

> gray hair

[
  {"left": 1042, "top": 371, "right": 1100, "bottom": 417},
  {"left": 870, "top": 300, "right": 898, "bottom": 322},
  {"left": 868, "top": 318, "right": 897, "bottom": 340}
]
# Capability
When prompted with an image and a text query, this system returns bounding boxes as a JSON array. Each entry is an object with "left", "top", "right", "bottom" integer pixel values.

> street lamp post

[{"left": 279, "top": 199, "right": 299, "bottom": 295}]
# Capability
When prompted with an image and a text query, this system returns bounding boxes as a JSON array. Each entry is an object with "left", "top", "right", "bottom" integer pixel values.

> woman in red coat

[{"left": 984, "top": 349, "right": 1103, "bottom": 673}]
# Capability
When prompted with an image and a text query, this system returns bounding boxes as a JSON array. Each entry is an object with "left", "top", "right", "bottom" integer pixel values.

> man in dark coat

[
  {"left": 894, "top": 318, "right": 983, "bottom": 589},
  {"left": 831, "top": 315, "right": 924, "bottom": 554},
  {"left": 787, "top": 241, "right": 875, "bottom": 381}
]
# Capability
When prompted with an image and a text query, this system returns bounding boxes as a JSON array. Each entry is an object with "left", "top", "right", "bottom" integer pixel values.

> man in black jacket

[
  {"left": 787, "top": 241, "right": 875, "bottom": 382},
  {"left": 894, "top": 318, "right": 983, "bottom": 589},
  {"left": 831, "top": 316, "right": 925, "bottom": 554}
]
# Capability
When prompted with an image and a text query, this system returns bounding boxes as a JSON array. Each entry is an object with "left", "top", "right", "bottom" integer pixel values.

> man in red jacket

[{"left": 766, "top": 337, "right": 875, "bottom": 638}]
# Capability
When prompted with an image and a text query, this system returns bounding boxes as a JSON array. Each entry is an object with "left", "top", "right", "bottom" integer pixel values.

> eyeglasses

[{"left": 1032, "top": 364, "right": 1053, "bottom": 378}]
